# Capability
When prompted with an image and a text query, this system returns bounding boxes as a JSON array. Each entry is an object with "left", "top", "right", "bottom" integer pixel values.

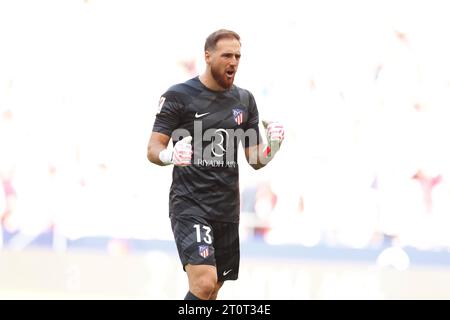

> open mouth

[{"left": 226, "top": 70, "right": 235, "bottom": 78}]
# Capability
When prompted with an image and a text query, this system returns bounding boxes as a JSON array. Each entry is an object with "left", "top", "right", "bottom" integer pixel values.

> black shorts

[{"left": 170, "top": 215, "right": 240, "bottom": 282}]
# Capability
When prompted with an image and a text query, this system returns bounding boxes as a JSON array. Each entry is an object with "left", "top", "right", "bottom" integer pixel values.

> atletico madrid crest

[
  {"left": 199, "top": 245, "right": 209, "bottom": 258},
  {"left": 232, "top": 108, "right": 243, "bottom": 125}
]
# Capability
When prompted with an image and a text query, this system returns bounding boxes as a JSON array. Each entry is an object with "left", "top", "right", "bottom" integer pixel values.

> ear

[{"left": 204, "top": 50, "right": 211, "bottom": 65}]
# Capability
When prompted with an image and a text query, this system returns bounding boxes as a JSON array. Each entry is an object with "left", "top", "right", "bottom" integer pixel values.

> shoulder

[
  {"left": 164, "top": 77, "right": 202, "bottom": 101},
  {"left": 232, "top": 85, "right": 256, "bottom": 107},
  {"left": 158, "top": 78, "right": 203, "bottom": 114},
  {"left": 233, "top": 84, "right": 252, "bottom": 96}
]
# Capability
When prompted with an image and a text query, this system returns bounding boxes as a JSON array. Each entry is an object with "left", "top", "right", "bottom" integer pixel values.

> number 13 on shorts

[{"left": 194, "top": 224, "right": 212, "bottom": 244}]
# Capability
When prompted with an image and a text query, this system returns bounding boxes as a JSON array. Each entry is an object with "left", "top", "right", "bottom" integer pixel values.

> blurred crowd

[
  {"left": 239, "top": 20, "right": 450, "bottom": 251},
  {"left": 1, "top": 0, "right": 450, "bottom": 252}
]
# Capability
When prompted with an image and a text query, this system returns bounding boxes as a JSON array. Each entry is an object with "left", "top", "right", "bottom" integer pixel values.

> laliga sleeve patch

[{"left": 157, "top": 96, "right": 166, "bottom": 114}]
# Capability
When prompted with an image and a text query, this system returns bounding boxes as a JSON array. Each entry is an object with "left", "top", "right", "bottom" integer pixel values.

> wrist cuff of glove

[
  {"left": 263, "top": 140, "right": 281, "bottom": 159},
  {"left": 263, "top": 145, "right": 272, "bottom": 158},
  {"left": 159, "top": 149, "right": 173, "bottom": 165}
]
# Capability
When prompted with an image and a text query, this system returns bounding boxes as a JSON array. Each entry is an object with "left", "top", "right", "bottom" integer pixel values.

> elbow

[
  {"left": 250, "top": 163, "right": 265, "bottom": 170},
  {"left": 246, "top": 155, "right": 265, "bottom": 170}
]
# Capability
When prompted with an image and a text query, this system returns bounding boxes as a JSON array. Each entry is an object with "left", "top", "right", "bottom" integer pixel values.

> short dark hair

[{"left": 204, "top": 29, "right": 241, "bottom": 52}]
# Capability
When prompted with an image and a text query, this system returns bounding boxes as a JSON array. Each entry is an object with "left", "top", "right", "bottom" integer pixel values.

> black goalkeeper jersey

[{"left": 152, "top": 76, "right": 261, "bottom": 223}]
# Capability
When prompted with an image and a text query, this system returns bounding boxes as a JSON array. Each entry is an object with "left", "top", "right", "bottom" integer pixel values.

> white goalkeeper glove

[
  {"left": 159, "top": 136, "right": 193, "bottom": 166},
  {"left": 262, "top": 120, "right": 285, "bottom": 158}
]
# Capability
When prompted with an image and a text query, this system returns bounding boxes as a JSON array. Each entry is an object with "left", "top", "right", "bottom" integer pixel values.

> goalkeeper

[{"left": 147, "top": 29, "right": 284, "bottom": 300}]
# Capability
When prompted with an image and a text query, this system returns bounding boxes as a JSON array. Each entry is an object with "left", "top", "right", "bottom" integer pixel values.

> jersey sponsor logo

[
  {"left": 196, "top": 159, "right": 237, "bottom": 168},
  {"left": 195, "top": 112, "right": 210, "bottom": 118},
  {"left": 186, "top": 122, "right": 259, "bottom": 166},
  {"left": 199, "top": 245, "right": 210, "bottom": 258},
  {"left": 157, "top": 96, "right": 166, "bottom": 114},
  {"left": 232, "top": 108, "right": 244, "bottom": 125},
  {"left": 211, "top": 128, "right": 229, "bottom": 157}
]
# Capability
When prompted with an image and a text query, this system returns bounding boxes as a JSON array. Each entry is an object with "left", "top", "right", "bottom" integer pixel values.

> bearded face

[{"left": 207, "top": 38, "right": 241, "bottom": 90}]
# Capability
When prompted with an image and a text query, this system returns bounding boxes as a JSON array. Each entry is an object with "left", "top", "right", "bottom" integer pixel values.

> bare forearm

[
  {"left": 147, "top": 142, "right": 167, "bottom": 166},
  {"left": 246, "top": 144, "right": 274, "bottom": 170},
  {"left": 251, "top": 144, "right": 269, "bottom": 170},
  {"left": 247, "top": 121, "right": 285, "bottom": 170},
  {"left": 147, "top": 132, "right": 172, "bottom": 166}
]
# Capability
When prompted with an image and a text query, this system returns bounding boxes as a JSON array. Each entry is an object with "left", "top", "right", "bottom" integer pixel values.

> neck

[{"left": 199, "top": 71, "right": 226, "bottom": 92}]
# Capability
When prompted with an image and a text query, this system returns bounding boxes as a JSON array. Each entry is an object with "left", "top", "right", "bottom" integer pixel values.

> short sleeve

[
  {"left": 152, "top": 91, "right": 184, "bottom": 137},
  {"left": 243, "top": 91, "right": 262, "bottom": 148}
]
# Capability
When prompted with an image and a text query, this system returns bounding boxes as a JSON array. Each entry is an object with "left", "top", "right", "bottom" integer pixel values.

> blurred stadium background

[{"left": 1, "top": 0, "right": 450, "bottom": 299}]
